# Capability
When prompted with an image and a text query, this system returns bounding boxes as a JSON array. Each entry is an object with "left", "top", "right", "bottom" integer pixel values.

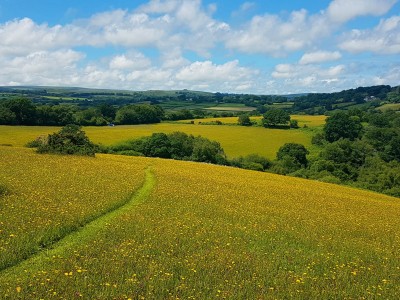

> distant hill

[{"left": 1, "top": 84, "right": 399, "bottom": 114}]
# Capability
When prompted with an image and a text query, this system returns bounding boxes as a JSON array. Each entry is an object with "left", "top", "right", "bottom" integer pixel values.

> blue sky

[{"left": 0, "top": 0, "right": 399, "bottom": 94}]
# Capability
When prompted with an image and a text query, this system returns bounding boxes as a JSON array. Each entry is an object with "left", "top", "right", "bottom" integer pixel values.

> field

[
  {"left": 377, "top": 103, "right": 400, "bottom": 112},
  {"left": 177, "top": 115, "right": 326, "bottom": 127},
  {"left": 0, "top": 147, "right": 399, "bottom": 299},
  {"left": 0, "top": 123, "right": 314, "bottom": 159},
  {"left": 204, "top": 103, "right": 256, "bottom": 112}
]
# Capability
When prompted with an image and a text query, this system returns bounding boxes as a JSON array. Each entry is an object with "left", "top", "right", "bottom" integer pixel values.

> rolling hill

[{"left": 0, "top": 146, "right": 399, "bottom": 299}]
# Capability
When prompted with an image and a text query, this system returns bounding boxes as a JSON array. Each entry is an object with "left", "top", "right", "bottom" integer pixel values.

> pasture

[
  {"left": 0, "top": 147, "right": 399, "bottom": 299},
  {"left": 377, "top": 103, "right": 400, "bottom": 112},
  {"left": 177, "top": 114, "right": 326, "bottom": 128},
  {"left": 204, "top": 103, "right": 256, "bottom": 112},
  {"left": 0, "top": 123, "right": 314, "bottom": 159}
]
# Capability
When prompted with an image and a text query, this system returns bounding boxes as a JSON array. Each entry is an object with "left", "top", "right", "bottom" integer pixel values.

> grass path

[{"left": 0, "top": 167, "right": 155, "bottom": 276}]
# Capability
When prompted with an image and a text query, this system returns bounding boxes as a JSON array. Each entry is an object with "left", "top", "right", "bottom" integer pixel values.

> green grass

[
  {"left": 42, "top": 96, "right": 87, "bottom": 101},
  {"left": 0, "top": 148, "right": 399, "bottom": 299},
  {"left": 377, "top": 103, "right": 400, "bottom": 112},
  {"left": 267, "top": 102, "right": 294, "bottom": 109},
  {"left": 204, "top": 106, "right": 256, "bottom": 112}
]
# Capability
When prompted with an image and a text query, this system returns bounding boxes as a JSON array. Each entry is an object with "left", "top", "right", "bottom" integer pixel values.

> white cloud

[
  {"left": 327, "top": 0, "right": 397, "bottom": 23},
  {"left": 224, "top": 0, "right": 398, "bottom": 56},
  {"left": 299, "top": 51, "right": 342, "bottom": 65},
  {"left": 339, "top": 16, "right": 400, "bottom": 54},
  {"left": 137, "top": 0, "right": 181, "bottom": 14},
  {"left": 272, "top": 63, "right": 345, "bottom": 82},
  {"left": 372, "top": 64, "right": 400, "bottom": 86},
  {"left": 0, "top": 50, "right": 84, "bottom": 86},
  {"left": 127, "top": 68, "right": 172, "bottom": 82},
  {"left": 225, "top": 9, "right": 331, "bottom": 56},
  {"left": 0, "top": 0, "right": 398, "bottom": 94},
  {"left": 109, "top": 52, "right": 151, "bottom": 70},
  {"left": 231, "top": 2, "right": 255, "bottom": 17},
  {"left": 0, "top": 18, "right": 79, "bottom": 56},
  {"left": 175, "top": 60, "right": 257, "bottom": 82}
]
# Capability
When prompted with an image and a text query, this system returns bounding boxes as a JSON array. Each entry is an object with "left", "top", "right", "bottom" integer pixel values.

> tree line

[
  {"left": 277, "top": 110, "right": 400, "bottom": 197},
  {"left": 0, "top": 97, "right": 164, "bottom": 126}
]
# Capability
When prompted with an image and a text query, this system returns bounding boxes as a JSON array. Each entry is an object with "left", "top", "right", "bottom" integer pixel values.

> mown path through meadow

[{"left": 0, "top": 167, "right": 155, "bottom": 275}]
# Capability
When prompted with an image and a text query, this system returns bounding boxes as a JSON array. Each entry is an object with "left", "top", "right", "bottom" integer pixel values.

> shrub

[
  {"left": 290, "top": 119, "right": 299, "bottom": 128},
  {"left": 35, "top": 124, "right": 97, "bottom": 157},
  {"left": 25, "top": 135, "right": 47, "bottom": 148}
]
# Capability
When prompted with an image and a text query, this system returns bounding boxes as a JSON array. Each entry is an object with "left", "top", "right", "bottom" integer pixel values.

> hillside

[{"left": 0, "top": 147, "right": 399, "bottom": 299}]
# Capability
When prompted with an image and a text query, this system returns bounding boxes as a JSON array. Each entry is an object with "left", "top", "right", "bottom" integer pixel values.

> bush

[
  {"left": 230, "top": 154, "right": 272, "bottom": 171},
  {"left": 104, "top": 132, "right": 227, "bottom": 165},
  {"left": 25, "top": 135, "right": 47, "bottom": 148},
  {"left": 290, "top": 119, "right": 299, "bottom": 128},
  {"left": 35, "top": 124, "right": 97, "bottom": 157}
]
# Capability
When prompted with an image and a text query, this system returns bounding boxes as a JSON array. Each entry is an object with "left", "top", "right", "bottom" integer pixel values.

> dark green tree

[
  {"left": 262, "top": 109, "right": 290, "bottom": 127},
  {"left": 0, "top": 106, "right": 17, "bottom": 124},
  {"left": 238, "top": 114, "right": 251, "bottom": 126},
  {"left": 3, "top": 97, "right": 36, "bottom": 125},
  {"left": 142, "top": 133, "right": 172, "bottom": 158},
  {"left": 115, "top": 104, "right": 164, "bottom": 125},
  {"left": 324, "top": 112, "right": 363, "bottom": 142},
  {"left": 277, "top": 143, "right": 309, "bottom": 167},
  {"left": 191, "top": 137, "right": 226, "bottom": 164},
  {"left": 319, "top": 139, "right": 373, "bottom": 181},
  {"left": 97, "top": 103, "right": 116, "bottom": 121}
]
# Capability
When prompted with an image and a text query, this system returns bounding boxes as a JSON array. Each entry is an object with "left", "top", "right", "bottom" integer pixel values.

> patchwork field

[
  {"left": 176, "top": 115, "right": 326, "bottom": 127},
  {"left": 0, "top": 122, "right": 314, "bottom": 159},
  {"left": 0, "top": 147, "right": 399, "bottom": 299}
]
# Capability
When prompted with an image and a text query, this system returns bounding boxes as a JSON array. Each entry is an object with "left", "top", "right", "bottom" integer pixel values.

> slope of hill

[{"left": 0, "top": 147, "right": 399, "bottom": 299}]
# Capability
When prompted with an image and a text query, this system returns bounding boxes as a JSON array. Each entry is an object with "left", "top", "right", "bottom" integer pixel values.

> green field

[
  {"left": 177, "top": 115, "right": 326, "bottom": 128},
  {"left": 0, "top": 123, "right": 315, "bottom": 159},
  {"left": 377, "top": 103, "right": 400, "bottom": 112},
  {"left": 204, "top": 103, "right": 257, "bottom": 112},
  {"left": 0, "top": 147, "right": 399, "bottom": 299}
]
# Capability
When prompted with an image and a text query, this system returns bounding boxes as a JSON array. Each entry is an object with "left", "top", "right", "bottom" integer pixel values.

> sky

[{"left": 0, "top": 0, "right": 399, "bottom": 94}]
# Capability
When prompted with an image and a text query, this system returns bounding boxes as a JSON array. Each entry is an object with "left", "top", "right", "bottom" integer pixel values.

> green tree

[
  {"left": 277, "top": 143, "right": 309, "bottom": 167},
  {"left": 115, "top": 104, "right": 164, "bottom": 125},
  {"left": 142, "top": 133, "right": 172, "bottom": 158},
  {"left": 52, "top": 105, "right": 77, "bottom": 125},
  {"left": 262, "top": 109, "right": 290, "bottom": 127},
  {"left": 324, "top": 112, "right": 363, "bottom": 142},
  {"left": 0, "top": 106, "right": 17, "bottom": 124},
  {"left": 238, "top": 114, "right": 251, "bottom": 126},
  {"left": 97, "top": 103, "right": 116, "bottom": 121},
  {"left": 319, "top": 139, "right": 373, "bottom": 181},
  {"left": 191, "top": 137, "right": 226, "bottom": 164},
  {"left": 3, "top": 97, "right": 36, "bottom": 125}
]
